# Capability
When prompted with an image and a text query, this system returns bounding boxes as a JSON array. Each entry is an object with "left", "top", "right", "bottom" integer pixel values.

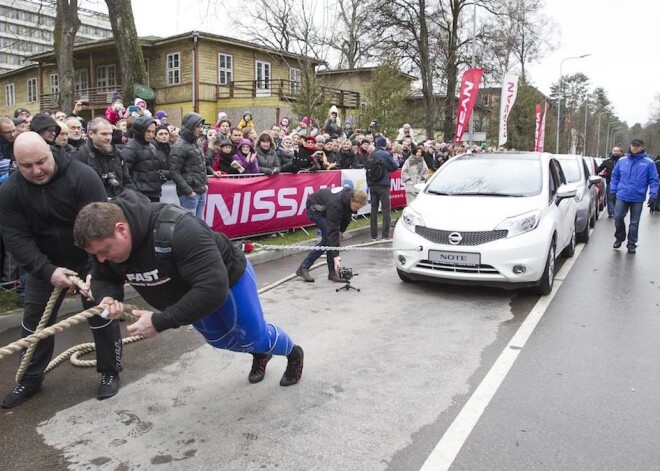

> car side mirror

[
  {"left": 556, "top": 184, "right": 577, "bottom": 205},
  {"left": 588, "top": 175, "right": 602, "bottom": 187}
]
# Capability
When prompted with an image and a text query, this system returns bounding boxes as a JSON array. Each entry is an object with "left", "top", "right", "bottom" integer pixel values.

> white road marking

[{"left": 420, "top": 242, "right": 585, "bottom": 471}]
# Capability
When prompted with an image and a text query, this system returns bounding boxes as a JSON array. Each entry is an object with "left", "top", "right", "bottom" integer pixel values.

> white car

[{"left": 393, "top": 152, "right": 578, "bottom": 295}]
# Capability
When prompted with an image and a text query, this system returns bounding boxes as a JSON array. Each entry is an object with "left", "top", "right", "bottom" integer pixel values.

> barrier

[{"left": 162, "top": 169, "right": 406, "bottom": 239}]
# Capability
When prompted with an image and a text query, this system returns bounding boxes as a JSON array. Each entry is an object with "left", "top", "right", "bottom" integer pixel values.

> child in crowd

[{"left": 233, "top": 138, "right": 260, "bottom": 174}]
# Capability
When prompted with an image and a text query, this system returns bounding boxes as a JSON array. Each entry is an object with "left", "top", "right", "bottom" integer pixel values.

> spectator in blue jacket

[
  {"left": 367, "top": 136, "right": 400, "bottom": 240},
  {"left": 610, "top": 138, "right": 659, "bottom": 253}
]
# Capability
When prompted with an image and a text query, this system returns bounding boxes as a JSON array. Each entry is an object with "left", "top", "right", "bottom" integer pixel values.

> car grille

[
  {"left": 415, "top": 226, "right": 508, "bottom": 246},
  {"left": 416, "top": 260, "right": 500, "bottom": 274}
]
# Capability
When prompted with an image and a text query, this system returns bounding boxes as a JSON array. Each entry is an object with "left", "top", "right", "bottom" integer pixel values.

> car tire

[
  {"left": 561, "top": 224, "right": 576, "bottom": 258},
  {"left": 397, "top": 269, "right": 412, "bottom": 283},
  {"left": 577, "top": 219, "right": 590, "bottom": 243},
  {"left": 533, "top": 242, "right": 555, "bottom": 295}
]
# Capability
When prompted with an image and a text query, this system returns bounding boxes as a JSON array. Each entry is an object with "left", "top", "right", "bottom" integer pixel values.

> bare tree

[
  {"left": 54, "top": 0, "right": 80, "bottom": 113},
  {"left": 371, "top": 0, "right": 440, "bottom": 139},
  {"left": 104, "top": 0, "right": 149, "bottom": 102},
  {"left": 329, "top": 0, "right": 372, "bottom": 69}
]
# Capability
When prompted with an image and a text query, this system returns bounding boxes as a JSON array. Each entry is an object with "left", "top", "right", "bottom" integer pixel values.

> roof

[
  {"left": 318, "top": 66, "right": 417, "bottom": 81},
  {"left": 25, "top": 30, "right": 323, "bottom": 65}
]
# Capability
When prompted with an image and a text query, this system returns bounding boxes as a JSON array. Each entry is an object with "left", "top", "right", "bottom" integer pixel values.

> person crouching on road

[
  {"left": 73, "top": 190, "right": 304, "bottom": 387},
  {"left": 296, "top": 187, "right": 368, "bottom": 283}
]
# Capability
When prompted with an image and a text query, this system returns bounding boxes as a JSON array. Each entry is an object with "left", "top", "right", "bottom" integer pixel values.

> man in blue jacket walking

[{"left": 610, "top": 138, "right": 659, "bottom": 253}]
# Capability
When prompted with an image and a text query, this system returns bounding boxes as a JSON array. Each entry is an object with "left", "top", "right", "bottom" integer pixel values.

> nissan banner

[
  {"left": 454, "top": 68, "right": 484, "bottom": 143},
  {"left": 498, "top": 74, "right": 519, "bottom": 147}
]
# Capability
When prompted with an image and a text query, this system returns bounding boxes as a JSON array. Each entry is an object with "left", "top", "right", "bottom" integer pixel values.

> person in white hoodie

[
  {"left": 324, "top": 105, "right": 342, "bottom": 137},
  {"left": 130, "top": 98, "right": 152, "bottom": 119}
]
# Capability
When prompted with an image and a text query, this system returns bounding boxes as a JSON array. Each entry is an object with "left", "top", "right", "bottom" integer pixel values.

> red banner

[
  {"left": 534, "top": 103, "right": 543, "bottom": 151},
  {"left": 205, "top": 172, "right": 341, "bottom": 238},
  {"left": 454, "top": 68, "right": 484, "bottom": 143}
]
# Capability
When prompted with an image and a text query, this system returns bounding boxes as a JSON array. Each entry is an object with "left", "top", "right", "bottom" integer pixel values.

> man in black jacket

[
  {"left": 169, "top": 112, "right": 208, "bottom": 219},
  {"left": 295, "top": 187, "right": 368, "bottom": 282},
  {"left": 367, "top": 136, "right": 400, "bottom": 240},
  {"left": 73, "top": 190, "right": 304, "bottom": 387},
  {"left": 596, "top": 146, "right": 623, "bottom": 218},
  {"left": 122, "top": 116, "right": 166, "bottom": 202},
  {"left": 0, "top": 132, "right": 122, "bottom": 409},
  {"left": 74, "top": 117, "right": 134, "bottom": 199}
]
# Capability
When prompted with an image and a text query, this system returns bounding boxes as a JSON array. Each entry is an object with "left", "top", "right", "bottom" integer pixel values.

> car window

[
  {"left": 558, "top": 159, "right": 581, "bottom": 183},
  {"left": 427, "top": 158, "right": 542, "bottom": 196},
  {"left": 582, "top": 159, "right": 591, "bottom": 180},
  {"left": 548, "top": 163, "right": 557, "bottom": 200}
]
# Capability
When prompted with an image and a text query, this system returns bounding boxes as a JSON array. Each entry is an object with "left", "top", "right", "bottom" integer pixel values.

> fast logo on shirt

[{"left": 125, "top": 269, "right": 170, "bottom": 286}]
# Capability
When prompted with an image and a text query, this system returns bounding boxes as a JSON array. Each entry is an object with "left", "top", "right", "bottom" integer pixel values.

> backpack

[{"left": 365, "top": 155, "right": 385, "bottom": 181}]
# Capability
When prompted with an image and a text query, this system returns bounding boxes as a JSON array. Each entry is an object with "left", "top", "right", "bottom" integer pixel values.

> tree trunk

[
  {"left": 54, "top": 0, "right": 80, "bottom": 113},
  {"left": 417, "top": 0, "right": 436, "bottom": 139},
  {"left": 442, "top": 1, "right": 462, "bottom": 142},
  {"left": 104, "top": 0, "right": 148, "bottom": 102}
]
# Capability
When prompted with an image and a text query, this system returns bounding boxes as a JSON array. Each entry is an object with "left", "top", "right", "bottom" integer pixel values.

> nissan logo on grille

[{"left": 448, "top": 232, "right": 463, "bottom": 245}]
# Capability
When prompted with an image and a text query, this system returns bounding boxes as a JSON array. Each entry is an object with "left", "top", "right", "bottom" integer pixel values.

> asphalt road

[{"left": 0, "top": 214, "right": 658, "bottom": 470}]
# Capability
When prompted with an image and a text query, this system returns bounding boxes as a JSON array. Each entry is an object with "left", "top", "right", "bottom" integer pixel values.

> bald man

[{"left": 0, "top": 132, "right": 123, "bottom": 409}]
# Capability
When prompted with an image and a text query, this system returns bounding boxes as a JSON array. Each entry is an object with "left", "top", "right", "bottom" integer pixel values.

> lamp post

[
  {"left": 610, "top": 126, "right": 624, "bottom": 151},
  {"left": 583, "top": 98, "right": 589, "bottom": 155},
  {"left": 596, "top": 112, "right": 607, "bottom": 157},
  {"left": 555, "top": 54, "right": 591, "bottom": 153},
  {"left": 605, "top": 121, "right": 618, "bottom": 156}
]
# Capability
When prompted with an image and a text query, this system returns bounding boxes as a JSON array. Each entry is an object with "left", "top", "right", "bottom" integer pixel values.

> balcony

[
  {"left": 216, "top": 79, "right": 360, "bottom": 109},
  {"left": 39, "top": 86, "right": 123, "bottom": 111}
]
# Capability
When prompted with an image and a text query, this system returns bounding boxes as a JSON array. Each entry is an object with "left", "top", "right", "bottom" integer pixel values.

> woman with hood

[
  {"left": 232, "top": 138, "right": 260, "bottom": 174},
  {"left": 323, "top": 105, "right": 342, "bottom": 137},
  {"left": 130, "top": 98, "right": 152, "bottom": 118},
  {"left": 401, "top": 145, "right": 429, "bottom": 204},
  {"left": 277, "top": 135, "right": 296, "bottom": 173},
  {"left": 238, "top": 111, "right": 255, "bottom": 131},
  {"left": 122, "top": 116, "right": 165, "bottom": 202},
  {"left": 255, "top": 132, "right": 281, "bottom": 176}
]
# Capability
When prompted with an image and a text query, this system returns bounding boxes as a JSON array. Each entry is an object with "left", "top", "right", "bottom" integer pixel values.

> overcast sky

[{"left": 125, "top": 0, "right": 657, "bottom": 126}]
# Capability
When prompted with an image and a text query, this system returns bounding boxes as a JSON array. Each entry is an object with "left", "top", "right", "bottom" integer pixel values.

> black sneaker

[
  {"left": 248, "top": 353, "right": 272, "bottom": 384},
  {"left": 98, "top": 373, "right": 119, "bottom": 400},
  {"left": 613, "top": 240, "right": 622, "bottom": 249},
  {"left": 1, "top": 383, "right": 42, "bottom": 409},
  {"left": 628, "top": 247, "right": 636, "bottom": 254},
  {"left": 280, "top": 345, "right": 304, "bottom": 387}
]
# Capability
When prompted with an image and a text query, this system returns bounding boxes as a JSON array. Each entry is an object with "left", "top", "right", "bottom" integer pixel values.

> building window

[
  {"left": 255, "top": 60, "right": 271, "bottom": 96},
  {"left": 289, "top": 67, "right": 301, "bottom": 93},
  {"left": 167, "top": 52, "right": 180, "bottom": 85},
  {"left": 5, "top": 83, "right": 15, "bottom": 107},
  {"left": 96, "top": 64, "right": 116, "bottom": 92},
  {"left": 218, "top": 53, "right": 233, "bottom": 85},
  {"left": 75, "top": 69, "right": 89, "bottom": 95},
  {"left": 27, "top": 78, "right": 37, "bottom": 103},
  {"left": 49, "top": 74, "right": 59, "bottom": 94}
]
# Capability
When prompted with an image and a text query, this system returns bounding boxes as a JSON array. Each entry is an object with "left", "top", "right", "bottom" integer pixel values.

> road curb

[{"left": 0, "top": 226, "right": 373, "bottom": 335}]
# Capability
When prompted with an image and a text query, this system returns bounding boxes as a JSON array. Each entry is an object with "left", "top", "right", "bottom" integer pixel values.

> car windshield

[
  {"left": 558, "top": 159, "right": 581, "bottom": 183},
  {"left": 427, "top": 157, "right": 542, "bottom": 197}
]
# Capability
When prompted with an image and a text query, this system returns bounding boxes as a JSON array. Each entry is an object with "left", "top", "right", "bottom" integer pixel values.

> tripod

[{"left": 336, "top": 278, "right": 360, "bottom": 292}]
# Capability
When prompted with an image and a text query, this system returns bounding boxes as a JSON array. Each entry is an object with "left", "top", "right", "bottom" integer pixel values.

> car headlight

[
  {"left": 401, "top": 207, "right": 425, "bottom": 232},
  {"left": 495, "top": 210, "right": 540, "bottom": 238}
]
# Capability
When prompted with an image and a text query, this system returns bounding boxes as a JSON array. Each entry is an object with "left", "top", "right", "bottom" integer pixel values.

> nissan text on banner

[
  {"left": 498, "top": 74, "right": 519, "bottom": 147},
  {"left": 454, "top": 68, "right": 484, "bottom": 143}
]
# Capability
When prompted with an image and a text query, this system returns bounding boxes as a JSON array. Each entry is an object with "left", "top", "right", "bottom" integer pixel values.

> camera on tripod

[{"left": 339, "top": 267, "right": 353, "bottom": 281}]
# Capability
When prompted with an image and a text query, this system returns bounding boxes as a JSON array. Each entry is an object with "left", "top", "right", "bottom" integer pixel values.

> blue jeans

[
  {"left": 299, "top": 209, "right": 336, "bottom": 274},
  {"left": 192, "top": 261, "right": 294, "bottom": 356},
  {"left": 179, "top": 192, "right": 207, "bottom": 220},
  {"left": 605, "top": 183, "right": 615, "bottom": 216},
  {"left": 614, "top": 200, "right": 643, "bottom": 249}
]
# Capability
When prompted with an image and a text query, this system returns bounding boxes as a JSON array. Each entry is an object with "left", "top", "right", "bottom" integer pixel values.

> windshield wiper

[{"left": 426, "top": 189, "right": 451, "bottom": 195}]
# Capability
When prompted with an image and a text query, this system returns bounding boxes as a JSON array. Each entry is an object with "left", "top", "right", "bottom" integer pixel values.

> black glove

[{"left": 611, "top": 193, "right": 616, "bottom": 204}]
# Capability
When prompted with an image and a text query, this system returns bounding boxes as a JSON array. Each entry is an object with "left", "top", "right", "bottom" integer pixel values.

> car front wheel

[
  {"left": 533, "top": 242, "right": 555, "bottom": 295},
  {"left": 562, "top": 224, "right": 576, "bottom": 258}
]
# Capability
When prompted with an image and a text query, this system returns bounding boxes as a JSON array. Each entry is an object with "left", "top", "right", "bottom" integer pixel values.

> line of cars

[{"left": 393, "top": 152, "right": 602, "bottom": 295}]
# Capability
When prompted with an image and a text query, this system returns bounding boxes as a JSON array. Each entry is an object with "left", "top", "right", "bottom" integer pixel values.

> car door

[{"left": 550, "top": 159, "right": 573, "bottom": 248}]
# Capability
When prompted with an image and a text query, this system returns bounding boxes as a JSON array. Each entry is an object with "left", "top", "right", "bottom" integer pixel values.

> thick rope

[
  {"left": 15, "top": 287, "right": 63, "bottom": 383},
  {"left": 253, "top": 239, "right": 422, "bottom": 253}
]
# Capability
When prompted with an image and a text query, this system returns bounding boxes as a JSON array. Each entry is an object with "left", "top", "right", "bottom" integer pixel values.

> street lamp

[
  {"left": 609, "top": 126, "right": 624, "bottom": 151},
  {"left": 583, "top": 98, "right": 589, "bottom": 155},
  {"left": 555, "top": 54, "right": 591, "bottom": 153},
  {"left": 605, "top": 121, "right": 619, "bottom": 156},
  {"left": 596, "top": 112, "right": 607, "bottom": 157}
]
